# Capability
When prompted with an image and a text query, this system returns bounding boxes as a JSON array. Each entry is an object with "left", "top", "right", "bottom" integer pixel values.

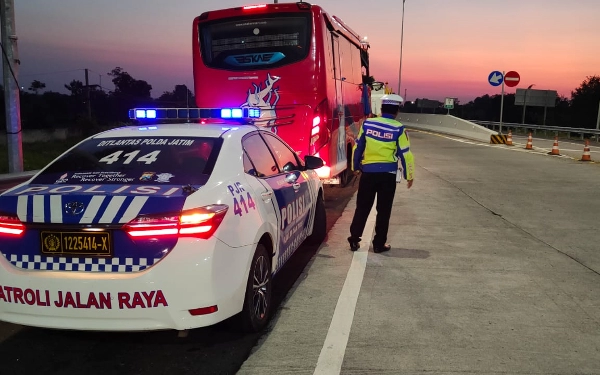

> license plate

[{"left": 40, "top": 231, "right": 112, "bottom": 257}]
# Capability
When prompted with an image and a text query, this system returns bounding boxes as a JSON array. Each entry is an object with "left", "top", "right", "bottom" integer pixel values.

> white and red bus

[{"left": 192, "top": 2, "right": 371, "bottom": 185}]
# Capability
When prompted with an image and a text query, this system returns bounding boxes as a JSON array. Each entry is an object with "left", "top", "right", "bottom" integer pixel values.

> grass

[{"left": 0, "top": 138, "right": 84, "bottom": 175}]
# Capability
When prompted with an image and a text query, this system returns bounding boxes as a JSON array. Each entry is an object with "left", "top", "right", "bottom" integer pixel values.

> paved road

[
  {"left": 238, "top": 130, "right": 600, "bottom": 374},
  {"left": 0, "top": 181, "right": 358, "bottom": 375}
]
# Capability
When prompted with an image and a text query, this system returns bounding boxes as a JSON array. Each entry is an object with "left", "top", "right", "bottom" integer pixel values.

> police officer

[{"left": 348, "top": 94, "right": 415, "bottom": 253}]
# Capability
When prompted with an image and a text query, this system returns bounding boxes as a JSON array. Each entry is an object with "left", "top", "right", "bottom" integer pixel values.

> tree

[
  {"left": 64, "top": 80, "right": 85, "bottom": 96},
  {"left": 107, "top": 67, "right": 154, "bottom": 121},
  {"left": 28, "top": 80, "right": 46, "bottom": 94},
  {"left": 157, "top": 84, "right": 195, "bottom": 107},
  {"left": 570, "top": 75, "right": 600, "bottom": 129},
  {"left": 107, "top": 67, "right": 152, "bottom": 99}
]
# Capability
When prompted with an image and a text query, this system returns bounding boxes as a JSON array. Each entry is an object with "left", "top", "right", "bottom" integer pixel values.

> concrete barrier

[{"left": 397, "top": 113, "right": 500, "bottom": 144}]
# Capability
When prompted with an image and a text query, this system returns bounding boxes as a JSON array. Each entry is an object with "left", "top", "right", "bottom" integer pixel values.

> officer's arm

[
  {"left": 396, "top": 129, "right": 415, "bottom": 181},
  {"left": 352, "top": 127, "right": 366, "bottom": 171}
]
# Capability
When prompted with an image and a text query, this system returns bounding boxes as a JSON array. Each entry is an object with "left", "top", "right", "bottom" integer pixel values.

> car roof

[{"left": 91, "top": 123, "right": 256, "bottom": 139}]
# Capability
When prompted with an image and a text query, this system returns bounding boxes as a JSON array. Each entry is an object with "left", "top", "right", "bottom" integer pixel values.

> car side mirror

[
  {"left": 282, "top": 161, "right": 297, "bottom": 172},
  {"left": 304, "top": 155, "right": 324, "bottom": 170}
]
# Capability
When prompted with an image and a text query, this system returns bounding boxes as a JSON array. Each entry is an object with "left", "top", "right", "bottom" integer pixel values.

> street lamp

[
  {"left": 397, "top": 0, "right": 406, "bottom": 96},
  {"left": 521, "top": 84, "right": 535, "bottom": 124}
]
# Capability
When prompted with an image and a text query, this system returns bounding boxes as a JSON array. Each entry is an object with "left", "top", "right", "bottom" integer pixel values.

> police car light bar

[{"left": 129, "top": 108, "right": 261, "bottom": 121}]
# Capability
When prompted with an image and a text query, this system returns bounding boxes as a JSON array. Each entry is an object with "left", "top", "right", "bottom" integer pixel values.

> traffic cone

[
  {"left": 506, "top": 130, "right": 513, "bottom": 146},
  {"left": 580, "top": 139, "right": 592, "bottom": 161},
  {"left": 549, "top": 136, "right": 560, "bottom": 156},
  {"left": 525, "top": 133, "right": 533, "bottom": 150}
]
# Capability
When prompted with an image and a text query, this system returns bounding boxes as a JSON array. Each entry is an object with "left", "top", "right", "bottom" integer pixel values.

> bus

[{"left": 192, "top": 2, "right": 371, "bottom": 185}]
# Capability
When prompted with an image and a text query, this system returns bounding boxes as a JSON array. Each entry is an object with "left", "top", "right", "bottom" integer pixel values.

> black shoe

[
  {"left": 348, "top": 237, "right": 360, "bottom": 252},
  {"left": 373, "top": 244, "right": 391, "bottom": 253}
]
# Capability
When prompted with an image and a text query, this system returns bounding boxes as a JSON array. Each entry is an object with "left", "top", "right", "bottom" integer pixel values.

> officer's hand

[{"left": 407, "top": 179, "right": 414, "bottom": 189}]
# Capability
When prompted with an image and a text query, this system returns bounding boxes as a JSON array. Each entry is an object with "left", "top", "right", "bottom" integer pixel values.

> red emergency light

[{"left": 243, "top": 4, "right": 267, "bottom": 10}]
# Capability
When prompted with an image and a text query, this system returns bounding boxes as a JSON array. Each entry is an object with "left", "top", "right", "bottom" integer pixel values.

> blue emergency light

[{"left": 129, "top": 107, "right": 261, "bottom": 121}]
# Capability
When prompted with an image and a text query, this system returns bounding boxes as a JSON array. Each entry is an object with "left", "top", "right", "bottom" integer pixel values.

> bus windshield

[{"left": 199, "top": 13, "right": 311, "bottom": 71}]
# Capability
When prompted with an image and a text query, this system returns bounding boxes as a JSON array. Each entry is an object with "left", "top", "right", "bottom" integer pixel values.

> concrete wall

[{"left": 397, "top": 113, "right": 498, "bottom": 143}]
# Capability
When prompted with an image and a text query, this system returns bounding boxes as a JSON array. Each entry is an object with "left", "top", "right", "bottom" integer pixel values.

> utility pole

[
  {"left": 397, "top": 0, "right": 406, "bottom": 95},
  {"left": 84, "top": 68, "right": 91, "bottom": 119},
  {"left": 1, "top": 0, "right": 23, "bottom": 173}
]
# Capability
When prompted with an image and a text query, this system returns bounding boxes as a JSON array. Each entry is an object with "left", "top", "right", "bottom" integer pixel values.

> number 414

[{"left": 234, "top": 192, "right": 256, "bottom": 216}]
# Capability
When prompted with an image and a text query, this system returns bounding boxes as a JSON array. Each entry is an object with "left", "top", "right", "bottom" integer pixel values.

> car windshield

[{"left": 31, "top": 136, "right": 222, "bottom": 186}]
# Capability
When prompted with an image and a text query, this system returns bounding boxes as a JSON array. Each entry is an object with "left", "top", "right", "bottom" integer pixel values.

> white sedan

[{"left": 0, "top": 118, "right": 326, "bottom": 333}]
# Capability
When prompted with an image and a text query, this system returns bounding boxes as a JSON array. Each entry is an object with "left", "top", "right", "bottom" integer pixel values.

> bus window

[{"left": 199, "top": 14, "right": 312, "bottom": 71}]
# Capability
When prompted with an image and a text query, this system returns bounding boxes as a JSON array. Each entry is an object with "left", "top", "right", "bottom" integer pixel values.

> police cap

[{"left": 381, "top": 94, "right": 404, "bottom": 106}]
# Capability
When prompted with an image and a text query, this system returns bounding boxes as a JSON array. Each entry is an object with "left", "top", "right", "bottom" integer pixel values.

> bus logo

[
  {"left": 240, "top": 73, "right": 281, "bottom": 132},
  {"left": 225, "top": 52, "right": 285, "bottom": 67}
]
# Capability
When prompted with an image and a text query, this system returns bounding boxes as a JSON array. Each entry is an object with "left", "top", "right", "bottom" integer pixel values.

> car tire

[
  {"left": 240, "top": 244, "right": 272, "bottom": 333},
  {"left": 305, "top": 193, "right": 326, "bottom": 245}
]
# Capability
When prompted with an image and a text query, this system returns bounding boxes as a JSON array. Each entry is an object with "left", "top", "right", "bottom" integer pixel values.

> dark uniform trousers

[{"left": 349, "top": 172, "right": 397, "bottom": 247}]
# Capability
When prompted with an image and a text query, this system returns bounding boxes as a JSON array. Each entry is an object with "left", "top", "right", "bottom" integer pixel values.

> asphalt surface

[
  {"left": 510, "top": 134, "right": 600, "bottom": 161},
  {"left": 238, "top": 130, "right": 600, "bottom": 374},
  {"left": 0, "top": 180, "right": 358, "bottom": 375}
]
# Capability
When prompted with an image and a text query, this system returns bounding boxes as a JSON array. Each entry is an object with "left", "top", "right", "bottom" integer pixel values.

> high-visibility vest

[{"left": 352, "top": 116, "right": 415, "bottom": 180}]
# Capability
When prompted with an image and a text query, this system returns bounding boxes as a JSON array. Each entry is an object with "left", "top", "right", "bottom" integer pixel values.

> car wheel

[
  {"left": 305, "top": 193, "right": 326, "bottom": 245},
  {"left": 241, "top": 244, "right": 272, "bottom": 333}
]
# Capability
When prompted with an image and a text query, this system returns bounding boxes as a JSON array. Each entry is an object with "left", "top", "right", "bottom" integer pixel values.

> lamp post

[
  {"left": 397, "top": 0, "right": 406, "bottom": 95},
  {"left": 521, "top": 84, "right": 535, "bottom": 124}
]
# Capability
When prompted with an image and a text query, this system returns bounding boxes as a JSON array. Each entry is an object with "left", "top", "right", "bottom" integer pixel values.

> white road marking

[
  {"left": 314, "top": 205, "right": 376, "bottom": 375},
  {"left": 512, "top": 136, "right": 600, "bottom": 152},
  {"left": 412, "top": 130, "right": 592, "bottom": 161}
]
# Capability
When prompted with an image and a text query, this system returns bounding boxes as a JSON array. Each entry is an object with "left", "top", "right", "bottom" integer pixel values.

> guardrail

[
  {"left": 0, "top": 171, "right": 37, "bottom": 193},
  {"left": 469, "top": 120, "right": 600, "bottom": 141}
]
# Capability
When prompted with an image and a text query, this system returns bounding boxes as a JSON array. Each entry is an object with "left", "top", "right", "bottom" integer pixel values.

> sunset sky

[{"left": 11, "top": 0, "right": 600, "bottom": 103}]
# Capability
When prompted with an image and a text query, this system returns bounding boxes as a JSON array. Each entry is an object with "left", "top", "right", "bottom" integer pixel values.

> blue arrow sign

[{"left": 488, "top": 71, "right": 504, "bottom": 87}]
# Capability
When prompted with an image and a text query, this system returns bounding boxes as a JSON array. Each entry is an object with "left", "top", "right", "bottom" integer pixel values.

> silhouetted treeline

[
  {"left": 0, "top": 67, "right": 195, "bottom": 134},
  {"left": 1, "top": 67, "right": 598, "bottom": 132}
]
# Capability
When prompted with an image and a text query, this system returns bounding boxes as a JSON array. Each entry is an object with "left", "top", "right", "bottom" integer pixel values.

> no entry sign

[{"left": 504, "top": 71, "right": 520, "bottom": 87}]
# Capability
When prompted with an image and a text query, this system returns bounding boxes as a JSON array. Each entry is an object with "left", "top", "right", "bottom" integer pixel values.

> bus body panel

[{"left": 192, "top": 3, "right": 369, "bottom": 182}]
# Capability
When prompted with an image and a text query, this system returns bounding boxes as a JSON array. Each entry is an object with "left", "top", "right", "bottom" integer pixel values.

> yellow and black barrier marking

[{"left": 490, "top": 134, "right": 507, "bottom": 144}]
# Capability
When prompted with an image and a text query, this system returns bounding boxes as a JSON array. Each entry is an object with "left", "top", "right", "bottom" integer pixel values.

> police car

[{"left": 0, "top": 107, "right": 326, "bottom": 333}]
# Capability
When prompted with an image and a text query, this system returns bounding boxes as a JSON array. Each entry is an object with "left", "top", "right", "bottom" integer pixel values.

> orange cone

[
  {"left": 506, "top": 130, "right": 513, "bottom": 146},
  {"left": 525, "top": 133, "right": 533, "bottom": 150},
  {"left": 549, "top": 136, "right": 560, "bottom": 156},
  {"left": 580, "top": 139, "right": 592, "bottom": 161}
]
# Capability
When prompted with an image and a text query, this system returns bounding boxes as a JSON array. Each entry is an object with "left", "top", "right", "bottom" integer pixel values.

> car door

[
  {"left": 258, "top": 132, "right": 314, "bottom": 271},
  {"left": 241, "top": 132, "right": 282, "bottom": 262}
]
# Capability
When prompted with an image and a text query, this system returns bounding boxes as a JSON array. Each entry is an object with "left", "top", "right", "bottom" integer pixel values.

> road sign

[
  {"left": 444, "top": 97, "right": 454, "bottom": 109},
  {"left": 504, "top": 71, "right": 520, "bottom": 87},
  {"left": 488, "top": 71, "right": 503, "bottom": 86}
]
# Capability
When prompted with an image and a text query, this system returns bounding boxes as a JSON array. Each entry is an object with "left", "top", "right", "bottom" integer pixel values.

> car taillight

[
  {"left": 124, "top": 205, "right": 228, "bottom": 239},
  {"left": 0, "top": 214, "right": 25, "bottom": 236}
]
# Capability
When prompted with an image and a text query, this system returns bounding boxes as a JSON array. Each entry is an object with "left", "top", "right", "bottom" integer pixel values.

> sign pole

[{"left": 499, "top": 70, "right": 505, "bottom": 134}]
